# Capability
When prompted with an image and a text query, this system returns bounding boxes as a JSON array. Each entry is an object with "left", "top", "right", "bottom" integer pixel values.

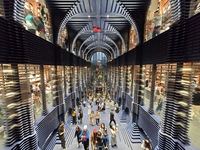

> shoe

[{"left": 77, "top": 144, "right": 80, "bottom": 148}]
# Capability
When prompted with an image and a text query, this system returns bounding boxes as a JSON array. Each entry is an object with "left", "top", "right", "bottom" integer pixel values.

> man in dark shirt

[{"left": 109, "top": 109, "right": 116, "bottom": 127}]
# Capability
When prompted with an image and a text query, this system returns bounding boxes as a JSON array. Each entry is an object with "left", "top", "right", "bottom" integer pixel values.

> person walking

[
  {"left": 109, "top": 109, "right": 116, "bottom": 127},
  {"left": 58, "top": 121, "right": 66, "bottom": 150},
  {"left": 74, "top": 126, "right": 82, "bottom": 148},
  {"left": 91, "top": 128, "right": 98, "bottom": 150},
  {"left": 79, "top": 125, "right": 90, "bottom": 150}
]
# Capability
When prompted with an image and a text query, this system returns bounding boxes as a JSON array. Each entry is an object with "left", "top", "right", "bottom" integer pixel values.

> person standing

[
  {"left": 88, "top": 103, "right": 92, "bottom": 115},
  {"left": 152, "top": 10, "right": 162, "bottom": 38},
  {"left": 141, "top": 139, "right": 153, "bottom": 150},
  {"left": 79, "top": 125, "right": 90, "bottom": 150},
  {"left": 96, "top": 130, "right": 104, "bottom": 150},
  {"left": 58, "top": 121, "right": 66, "bottom": 150},
  {"left": 90, "top": 110, "right": 95, "bottom": 126},
  {"left": 74, "top": 126, "right": 82, "bottom": 148},
  {"left": 110, "top": 125, "right": 118, "bottom": 147},
  {"left": 78, "top": 108, "right": 83, "bottom": 124},
  {"left": 99, "top": 123, "right": 106, "bottom": 134},
  {"left": 72, "top": 108, "right": 77, "bottom": 125},
  {"left": 95, "top": 110, "right": 101, "bottom": 126},
  {"left": 103, "top": 129, "right": 109, "bottom": 150}
]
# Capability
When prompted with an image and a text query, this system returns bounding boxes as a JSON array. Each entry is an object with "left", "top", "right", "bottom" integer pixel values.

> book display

[
  {"left": 57, "top": 66, "right": 64, "bottom": 103},
  {"left": 0, "top": 0, "right": 4, "bottom": 17},
  {"left": 74, "top": 66, "right": 78, "bottom": 87},
  {"left": 28, "top": 65, "right": 42, "bottom": 119},
  {"left": 129, "top": 26, "right": 137, "bottom": 50},
  {"left": 43, "top": 65, "right": 55, "bottom": 111},
  {"left": 65, "top": 66, "right": 71, "bottom": 94},
  {"left": 144, "top": 0, "right": 172, "bottom": 41},
  {"left": 125, "top": 66, "right": 132, "bottom": 94},
  {"left": 59, "top": 27, "right": 68, "bottom": 49},
  {"left": 154, "top": 64, "right": 167, "bottom": 117},
  {"left": 132, "top": 65, "right": 140, "bottom": 101},
  {"left": 187, "top": 62, "right": 200, "bottom": 149},
  {"left": 78, "top": 66, "right": 82, "bottom": 87},
  {"left": 142, "top": 65, "right": 153, "bottom": 107},
  {"left": 119, "top": 67, "right": 124, "bottom": 87},
  {"left": 122, "top": 66, "right": 127, "bottom": 92},
  {"left": 24, "top": 0, "right": 52, "bottom": 42}
]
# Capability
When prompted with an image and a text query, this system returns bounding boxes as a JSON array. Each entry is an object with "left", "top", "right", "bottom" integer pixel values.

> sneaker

[{"left": 77, "top": 144, "right": 80, "bottom": 148}]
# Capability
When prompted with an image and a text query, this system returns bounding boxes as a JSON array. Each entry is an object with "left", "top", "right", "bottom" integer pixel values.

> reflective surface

[
  {"left": 24, "top": 0, "right": 53, "bottom": 42},
  {"left": 145, "top": 0, "right": 171, "bottom": 41}
]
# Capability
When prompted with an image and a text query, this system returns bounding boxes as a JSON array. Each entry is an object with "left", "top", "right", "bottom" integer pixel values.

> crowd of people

[
  {"left": 58, "top": 91, "right": 120, "bottom": 150},
  {"left": 58, "top": 90, "right": 152, "bottom": 150}
]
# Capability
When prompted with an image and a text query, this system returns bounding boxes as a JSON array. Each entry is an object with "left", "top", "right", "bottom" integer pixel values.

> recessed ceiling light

[
  {"left": 107, "top": 15, "right": 109, "bottom": 18},
  {"left": 88, "top": 15, "right": 91, "bottom": 18}
]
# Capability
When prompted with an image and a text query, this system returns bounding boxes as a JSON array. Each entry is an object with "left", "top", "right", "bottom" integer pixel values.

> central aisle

[{"left": 54, "top": 100, "right": 133, "bottom": 150}]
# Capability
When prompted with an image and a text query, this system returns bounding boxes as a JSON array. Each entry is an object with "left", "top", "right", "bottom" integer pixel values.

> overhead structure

[{"left": 46, "top": 0, "right": 150, "bottom": 62}]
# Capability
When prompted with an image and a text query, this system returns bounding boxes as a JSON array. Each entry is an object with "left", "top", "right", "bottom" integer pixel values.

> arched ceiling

[{"left": 46, "top": 0, "right": 150, "bottom": 61}]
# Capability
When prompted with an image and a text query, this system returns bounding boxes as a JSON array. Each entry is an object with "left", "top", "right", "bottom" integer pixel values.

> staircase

[{"left": 130, "top": 123, "right": 141, "bottom": 143}]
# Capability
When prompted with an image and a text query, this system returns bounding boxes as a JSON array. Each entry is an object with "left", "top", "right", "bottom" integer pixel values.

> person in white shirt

[{"left": 152, "top": 10, "right": 162, "bottom": 37}]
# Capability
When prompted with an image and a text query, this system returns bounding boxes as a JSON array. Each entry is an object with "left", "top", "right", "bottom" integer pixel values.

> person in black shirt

[
  {"left": 78, "top": 108, "right": 83, "bottom": 124},
  {"left": 74, "top": 126, "right": 82, "bottom": 148},
  {"left": 96, "top": 130, "right": 104, "bottom": 150},
  {"left": 109, "top": 109, "right": 116, "bottom": 127}
]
